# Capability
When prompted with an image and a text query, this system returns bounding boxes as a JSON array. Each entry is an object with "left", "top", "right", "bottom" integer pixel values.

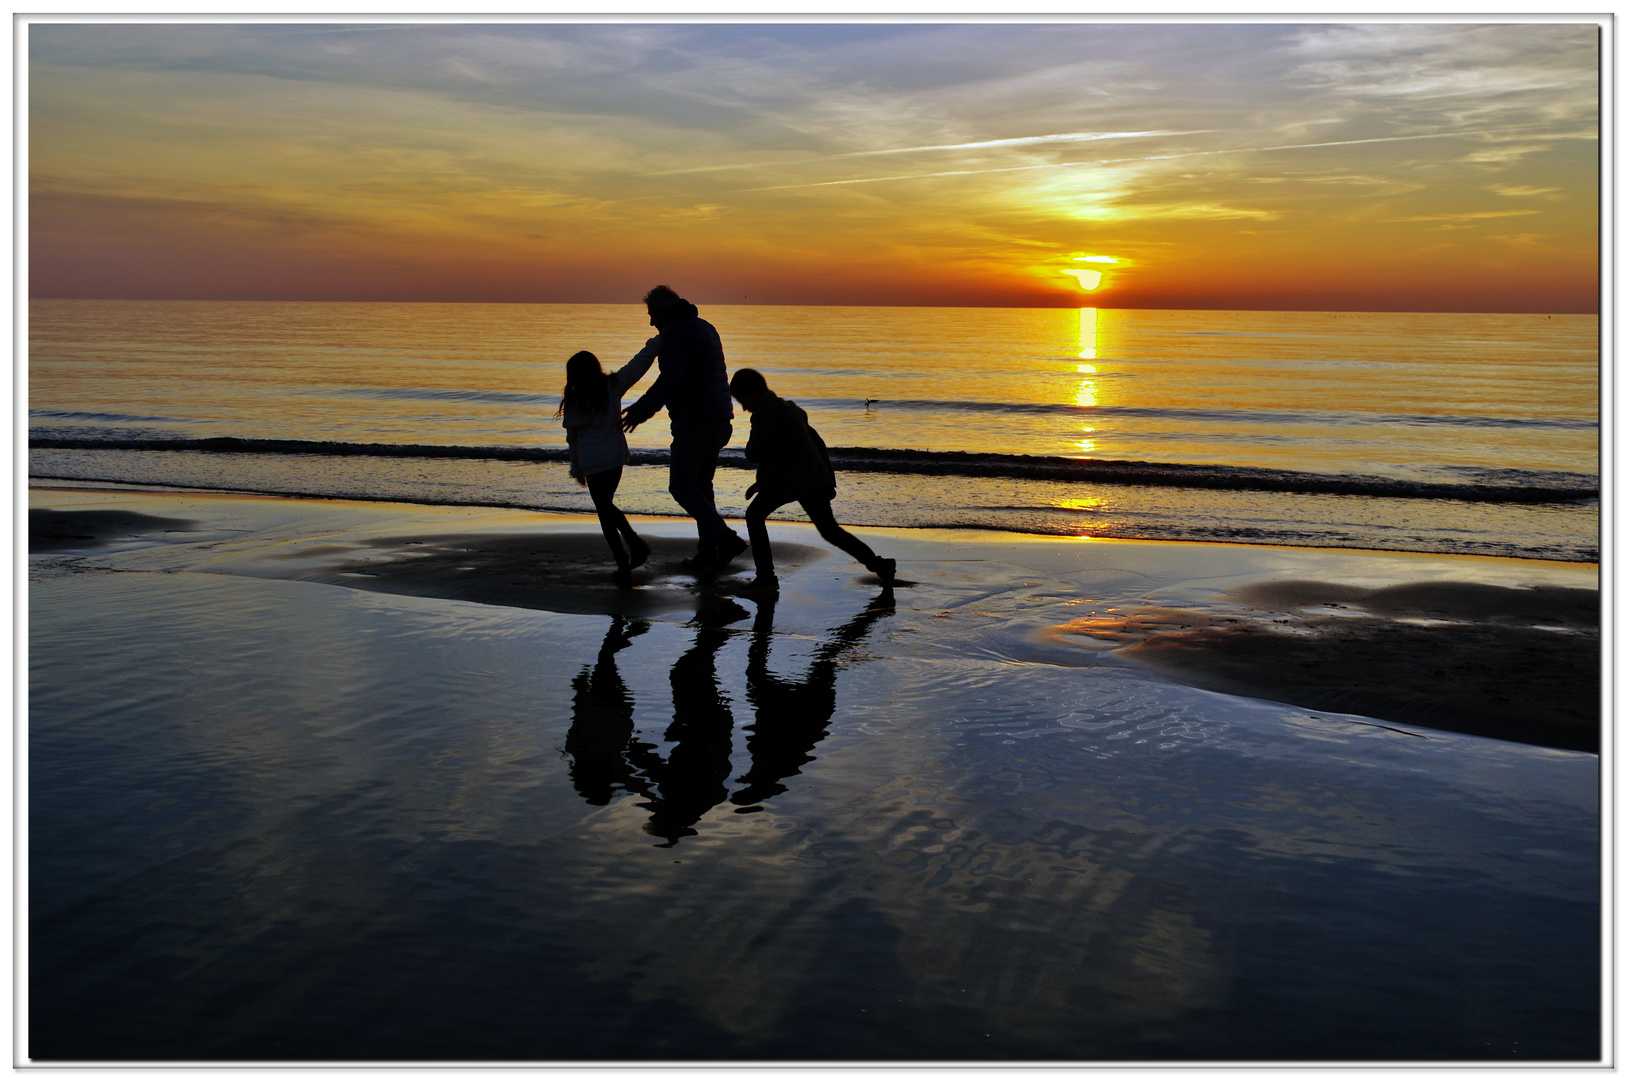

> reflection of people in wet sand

[
  {"left": 627, "top": 599, "right": 746, "bottom": 845},
  {"left": 619, "top": 286, "right": 749, "bottom": 575},
  {"left": 564, "top": 592, "right": 893, "bottom": 842},
  {"left": 564, "top": 600, "right": 747, "bottom": 847},
  {"left": 564, "top": 616, "right": 652, "bottom": 806},
  {"left": 731, "top": 591, "right": 896, "bottom": 808},
  {"left": 558, "top": 341, "right": 660, "bottom": 583},
  {"left": 729, "top": 367, "right": 895, "bottom": 596}
]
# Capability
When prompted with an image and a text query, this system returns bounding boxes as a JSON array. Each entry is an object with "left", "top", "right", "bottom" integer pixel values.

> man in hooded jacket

[{"left": 620, "top": 285, "right": 748, "bottom": 571}]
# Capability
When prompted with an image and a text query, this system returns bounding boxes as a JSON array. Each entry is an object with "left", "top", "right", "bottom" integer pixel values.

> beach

[
  {"left": 25, "top": 16, "right": 1602, "bottom": 1063},
  {"left": 28, "top": 484, "right": 1600, "bottom": 1061}
]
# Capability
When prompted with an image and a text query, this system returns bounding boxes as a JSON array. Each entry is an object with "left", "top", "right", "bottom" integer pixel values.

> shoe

[
  {"left": 680, "top": 548, "right": 715, "bottom": 572},
  {"left": 627, "top": 536, "right": 651, "bottom": 570},
  {"left": 739, "top": 575, "right": 779, "bottom": 596},
  {"left": 871, "top": 557, "right": 897, "bottom": 585},
  {"left": 610, "top": 567, "right": 633, "bottom": 587},
  {"left": 706, "top": 532, "right": 749, "bottom": 573}
]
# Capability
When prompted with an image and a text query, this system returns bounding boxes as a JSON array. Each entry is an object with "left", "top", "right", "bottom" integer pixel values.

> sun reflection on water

[
  {"left": 1078, "top": 307, "right": 1098, "bottom": 361},
  {"left": 1075, "top": 308, "right": 1099, "bottom": 452}
]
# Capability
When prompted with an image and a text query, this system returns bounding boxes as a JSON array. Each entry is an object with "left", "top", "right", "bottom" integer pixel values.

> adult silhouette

[{"left": 620, "top": 285, "right": 748, "bottom": 573}]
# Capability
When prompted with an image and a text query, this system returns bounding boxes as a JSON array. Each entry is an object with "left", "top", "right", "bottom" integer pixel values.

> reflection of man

[
  {"left": 564, "top": 601, "right": 748, "bottom": 847},
  {"left": 631, "top": 598, "right": 748, "bottom": 845},
  {"left": 620, "top": 285, "right": 748, "bottom": 573}
]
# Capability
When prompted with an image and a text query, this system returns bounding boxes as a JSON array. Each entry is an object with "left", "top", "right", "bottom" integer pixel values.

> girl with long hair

[{"left": 559, "top": 338, "right": 660, "bottom": 583}]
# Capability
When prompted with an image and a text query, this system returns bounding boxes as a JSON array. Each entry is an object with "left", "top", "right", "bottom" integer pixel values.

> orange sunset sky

[{"left": 28, "top": 20, "right": 1601, "bottom": 312}]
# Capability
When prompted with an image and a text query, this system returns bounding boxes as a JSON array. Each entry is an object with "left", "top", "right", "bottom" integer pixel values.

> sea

[
  {"left": 29, "top": 300, "right": 1599, "bottom": 562},
  {"left": 27, "top": 299, "right": 1602, "bottom": 1060}
]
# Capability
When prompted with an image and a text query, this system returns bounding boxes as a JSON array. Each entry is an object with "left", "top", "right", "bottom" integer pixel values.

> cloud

[
  {"left": 1283, "top": 23, "right": 1598, "bottom": 134},
  {"left": 1489, "top": 184, "right": 1562, "bottom": 198},
  {"left": 649, "top": 129, "right": 1200, "bottom": 176},
  {"left": 1458, "top": 143, "right": 1557, "bottom": 167},
  {"left": 25, "top": 21, "right": 1600, "bottom": 308},
  {"left": 736, "top": 130, "right": 1495, "bottom": 193},
  {"left": 1386, "top": 210, "right": 1541, "bottom": 223}
]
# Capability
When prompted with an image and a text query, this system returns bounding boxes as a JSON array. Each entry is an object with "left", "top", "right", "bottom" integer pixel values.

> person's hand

[
  {"left": 620, "top": 409, "right": 640, "bottom": 433},
  {"left": 745, "top": 481, "right": 759, "bottom": 499},
  {"left": 569, "top": 467, "right": 587, "bottom": 487}
]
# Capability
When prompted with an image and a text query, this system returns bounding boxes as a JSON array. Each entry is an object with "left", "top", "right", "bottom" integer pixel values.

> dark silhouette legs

[
  {"left": 668, "top": 421, "right": 740, "bottom": 560},
  {"left": 585, "top": 468, "right": 647, "bottom": 579},
  {"left": 585, "top": 466, "right": 648, "bottom": 573},
  {"left": 746, "top": 491, "right": 882, "bottom": 581}
]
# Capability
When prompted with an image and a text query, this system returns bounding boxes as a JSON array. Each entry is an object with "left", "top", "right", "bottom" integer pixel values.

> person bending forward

[
  {"left": 729, "top": 367, "right": 895, "bottom": 595},
  {"left": 620, "top": 285, "right": 748, "bottom": 573}
]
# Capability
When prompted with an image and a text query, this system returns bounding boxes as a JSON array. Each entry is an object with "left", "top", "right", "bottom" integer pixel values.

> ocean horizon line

[{"left": 26, "top": 297, "right": 1603, "bottom": 317}]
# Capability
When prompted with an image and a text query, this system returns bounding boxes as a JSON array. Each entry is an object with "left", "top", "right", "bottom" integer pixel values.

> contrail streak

[
  {"left": 649, "top": 130, "right": 1200, "bottom": 176},
  {"left": 737, "top": 131, "right": 1492, "bottom": 192},
  {"left": 843, "top": 129, "right": 1202, "bottom": 156}
]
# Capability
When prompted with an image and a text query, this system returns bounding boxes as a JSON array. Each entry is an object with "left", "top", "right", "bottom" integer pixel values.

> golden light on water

[
  {"left": 1075, "top": 307, "right": 1099, "bottom": 441},
  {"left": 1078, "top": 307, "right": 1098, "bottom": 360},
  {"left": 1061, "top": 492, "right": 1106, "bottom": 540}
]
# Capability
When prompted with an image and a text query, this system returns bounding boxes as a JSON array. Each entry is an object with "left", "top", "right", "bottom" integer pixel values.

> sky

[{"left": 27, "top": 20, "right": 1601, "bottom": 311}]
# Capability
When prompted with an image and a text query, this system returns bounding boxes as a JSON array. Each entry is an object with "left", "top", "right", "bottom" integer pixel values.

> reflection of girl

[{"left": 558, "top": 340, "right": 660, "bottom": 582}]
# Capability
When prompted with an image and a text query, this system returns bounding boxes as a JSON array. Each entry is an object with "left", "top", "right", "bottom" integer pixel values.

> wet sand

[
  {"left": 28, "top": 506, "right": 199, "bottom": 552},
  {"left": 1047, "top": 580, "right": 1599, "bottom": 752},
  {"left": 26, "top": 485, "right": 1601, "bottom": 1061},
  {"left": 30, "top": 486, "right": 1599, "bottom": 751}
]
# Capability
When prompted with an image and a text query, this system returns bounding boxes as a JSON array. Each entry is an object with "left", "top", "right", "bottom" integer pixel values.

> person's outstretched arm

[
  {"left": 622, "top": 329, "right": 693, "bottom": 431},
  {"left": 610, "top": 336, "right": 661, "bottom": 396}
]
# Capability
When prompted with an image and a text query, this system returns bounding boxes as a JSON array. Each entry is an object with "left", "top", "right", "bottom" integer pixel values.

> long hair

[{"left": 557, "top": 350, "right": 610, "bottom": 419}]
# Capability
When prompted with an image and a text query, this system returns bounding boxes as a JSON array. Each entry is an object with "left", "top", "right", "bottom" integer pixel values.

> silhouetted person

[
  {"left": 620, "top": 286, "right": 748, "bottom": 574},
  {"left": 565, "top": 617, "right": 658, "bottom": 806},
  {"left": 731, "top": 591, "right": 897, "bottom": 807},
  {"left": 729, "top": 367, "right": 896, "bottom": 595},
  {"left": 625, "top": 597, "right": 749, "bottom": 845},
  {"left": 558, "top": 343, "right": 659, "bottom": 583}
]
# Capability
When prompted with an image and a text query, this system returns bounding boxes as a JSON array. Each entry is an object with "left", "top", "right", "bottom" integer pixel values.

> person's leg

[
  {"left": 586, "top": 467, "right": 630, "bottom": 568},
  {"left": 800, "top": 498, "right": 893, "bottom": 580},
  {"left": 600, "top": 468, "right": 649, "bottom": 567},
  {"left": 745, "top": 490, "right": 795, "bottom": 580},
  {"left": 668, "top": 422, "right": 738, "bottom": 554}
]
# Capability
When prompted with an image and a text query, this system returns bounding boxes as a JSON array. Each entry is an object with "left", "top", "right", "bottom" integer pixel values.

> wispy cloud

[
  {"left": 1489, "top": 184, "right": 1562, "bottom": 198},
  {"left": 26, "top": 21, "right": 1600, "bottom": 309},
  {"left": 649, "top": 129, "right": 1202, "bottom": 175},
  {"left": 738, "top": 130, "right": 1498, "bottom": 192},
  {"left": 1387, "top": 210, "right": 1542, "bottom": 223}
]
